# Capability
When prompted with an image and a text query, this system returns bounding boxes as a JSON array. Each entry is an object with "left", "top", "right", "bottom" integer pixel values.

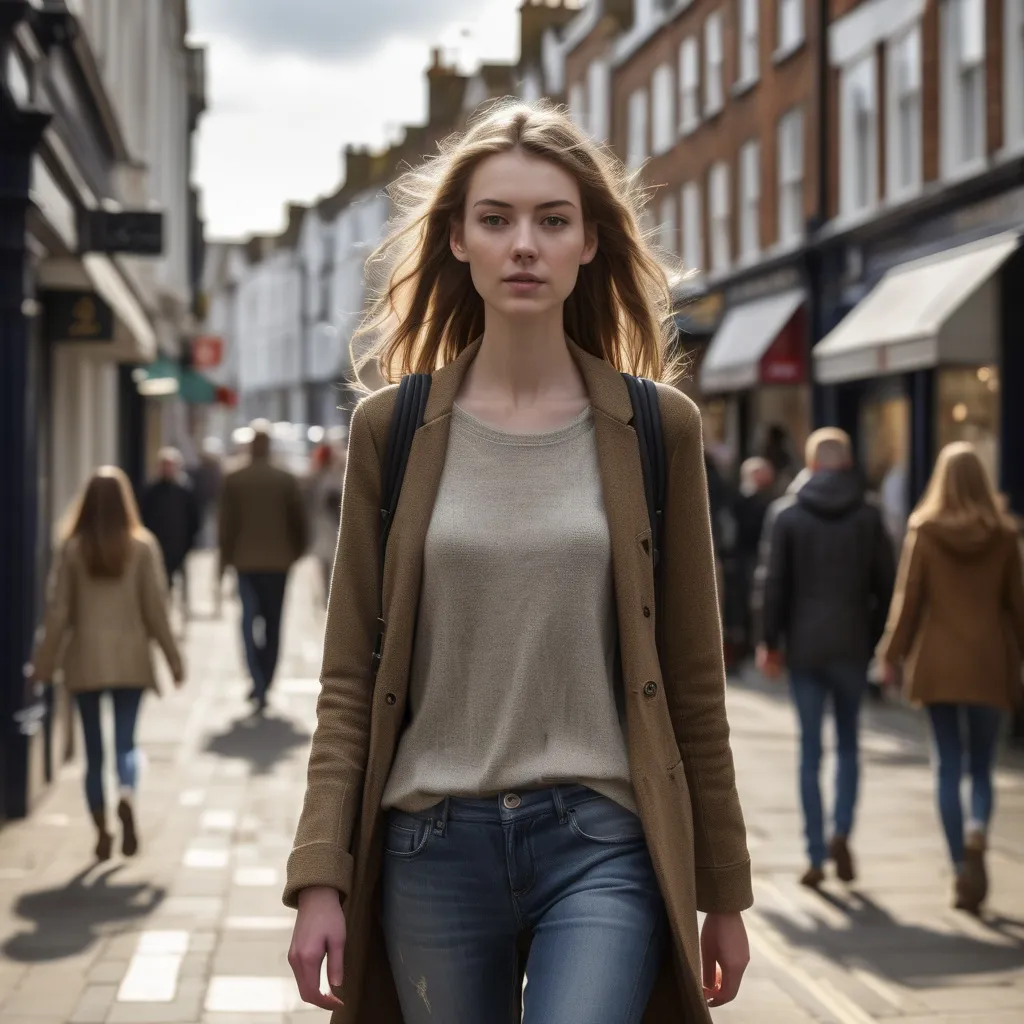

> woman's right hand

[{"left": 288, "top": 886, "right": 346, "bottom": 1010}]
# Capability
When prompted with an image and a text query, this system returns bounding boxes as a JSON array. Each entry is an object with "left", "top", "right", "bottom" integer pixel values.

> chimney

[
  {"left": 425, "top": 47, "right": 465, "bottom": 128},
  {"left": 518, "top": 0, "right": 585, "bottom": 70},
  {"left": 343, "top": 145, "right": 374, "bottom": 192}
]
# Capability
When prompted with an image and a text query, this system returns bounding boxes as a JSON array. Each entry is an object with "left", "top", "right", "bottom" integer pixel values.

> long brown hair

[
  {"left": 353, "top": 97, "right": 685, "bottom": 386},
  {"left": 63, "top": 467, "right": 144, "bottom": 578},
  {"left": 909, "top": 442, "right": 1010, "bottom": 531}
]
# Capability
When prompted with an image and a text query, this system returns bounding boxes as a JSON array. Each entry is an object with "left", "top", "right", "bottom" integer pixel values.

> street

[{"left": 1, "top": 554, "right": 1023, "bottom": 1023}]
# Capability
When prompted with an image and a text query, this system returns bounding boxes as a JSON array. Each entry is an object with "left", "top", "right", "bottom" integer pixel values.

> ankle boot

[
  {"left": 963, "top": 831, "right": 988, "bottom": 907},
  {"left": 117, "top": 797, "right": 139, "bottom": 857},
  {"left": 90, "top": 807, "right": 112, "bottom": 862}
]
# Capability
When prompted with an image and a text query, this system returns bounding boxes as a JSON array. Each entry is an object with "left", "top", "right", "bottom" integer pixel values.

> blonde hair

[
  {"left": 804, "top": 427, "right": 852, "bottom": 469},
  {"left": 909, "top": 441, "right": 1009, "bottom": 530},
  {"left": 353, "top": 98, "right": 683, "bottom": 386},
  {"left": 62, "top": 466, "right": 144, "bottom": 578}
]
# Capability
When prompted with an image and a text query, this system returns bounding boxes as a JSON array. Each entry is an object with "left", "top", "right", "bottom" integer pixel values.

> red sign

[
  {"left": 191, "top": 335, "right": 223, "bottom": 369},
  {"left": 760, "top": 305, "right": 807, "bottom": 385}
]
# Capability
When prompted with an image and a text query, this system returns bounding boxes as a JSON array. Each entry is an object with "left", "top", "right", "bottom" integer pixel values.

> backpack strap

[
  {"left": 372, "top": 373, "right": 431, "bottom": 675},
  {"left": 621, "top": 372, "right": 666, "bottom": 591}
]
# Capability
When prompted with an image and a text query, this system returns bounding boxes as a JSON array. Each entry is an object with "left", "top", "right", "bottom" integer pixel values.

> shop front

[
  {"left": 814, "top": 226, "right": 1022, "bottom": 540},
  {"left": 697, "top": 271, "right": 811, "bottom": 486}
]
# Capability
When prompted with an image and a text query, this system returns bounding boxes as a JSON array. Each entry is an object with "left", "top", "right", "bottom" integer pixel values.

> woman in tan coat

[
  {"left": 878, "top": 442, "right": 1024, "bottom": 913},
  {"left": 30, "top": 467, "right": 184, "bottom": 860},
  {"left": 284, "top": 99, "right": 752, "bottom": 1023}
]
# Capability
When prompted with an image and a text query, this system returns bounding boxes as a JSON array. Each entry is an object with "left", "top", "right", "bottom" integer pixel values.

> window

[
  {"left": 679, "top": 37, "right": 701, "bottom": 133},
  {"left": 659, "top": 194, "right": 678, "bottom": 254},
  {"left": 777, "top": 0, "right": 804, "bottom": 54},
  {"left": 1005, "top": 0, "right": 1024, "bottom": 147},
  {"left": 739, "top": 140, "right": 760, "bottom": 261},
  {"left": 840, "top": 54, "right": 877, "bottom": 215},
  {"left": 887, "top": 26, "right": 922, "bottom": 197},
  {"left": 681, "top": 181, "right": 703, "bottom": 271},
  {"left": 652, "top": 63, "right": 675, "bottom": 155},
  {"left": 777, "top": 107, "right": 804, "bottom": 244},
  {"left": 627, "top": 88, "right": 649, "bottom": 168},
  {"left": 942, "top": 0, "right": 986, "bottom": 173},
  {"left": 738, "top": 0, "right": 759, "bottom": 85},
  {"left": 587, "top": 59, "right": 610, "bottom": 141},
  {"left": 704, "top": 12, "right": 724, "bottom": 116},
  {"left": 708, "top": 161, "right": 731, "bottom": 273},
  {"left": 569, "top": 81, "right": 587, "bottom": 130}
]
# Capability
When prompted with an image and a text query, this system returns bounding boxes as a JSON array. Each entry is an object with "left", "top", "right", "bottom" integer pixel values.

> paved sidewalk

[{"left": 1, "top": 552, "right": 1023, "bottom": 1023}]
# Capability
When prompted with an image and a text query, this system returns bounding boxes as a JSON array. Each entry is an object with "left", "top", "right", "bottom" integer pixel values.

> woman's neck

[{"left": 463, "top": 312, "right": 585, "bottom": 410}]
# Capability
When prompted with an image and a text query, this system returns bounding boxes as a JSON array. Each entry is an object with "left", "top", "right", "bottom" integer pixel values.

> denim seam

[{"left": 623, "top": 908, "right": 661, "bottom": 1022}]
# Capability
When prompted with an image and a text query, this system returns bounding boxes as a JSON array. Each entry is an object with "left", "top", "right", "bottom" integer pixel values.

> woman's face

[{"left": 451, "top": 149, "right": 597, "bottom": 318}]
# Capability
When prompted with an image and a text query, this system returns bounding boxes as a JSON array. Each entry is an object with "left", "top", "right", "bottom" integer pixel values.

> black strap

[
  {"left": 621, "top": 372, "right": 666, "bottom": 596},
  {"left": 372, "top": 373, "right": 431, "bottom": 675}
]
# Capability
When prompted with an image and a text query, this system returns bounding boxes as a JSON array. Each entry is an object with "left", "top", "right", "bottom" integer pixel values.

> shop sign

[
  {"left": 79, "top": 208, "right": 164, "bottom": 256},
  {"left": 190, "top": 334, "right": 224, "bottom": 369},
  {"left": 675, "top": 291, "right": 724, "bottom": 334},
  {"left": 43, "top": 289, "right": 114, "bottom": 343},
  {"left": 728, "top": 266, "right": 802, "bottom": 305}
]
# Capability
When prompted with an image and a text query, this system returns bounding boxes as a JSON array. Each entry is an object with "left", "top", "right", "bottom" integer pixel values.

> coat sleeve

[
  {"left": 758, "top": 503, "right": 791, "bottom": 653},
  {"left": 1003, "top": 530, "right": 1024, "bottom": 655},
  {"left": 31, "top": 543, "right": 74, "bottom": 682},
  {"left": 876, "top": 527, "right": 925, "bottom": 666},
  {"left": 661, "top": 397, "right": 753, "bottom": 914},
  {"left": 283, "top": 401, "right": 381, "bottom": 909},
  {"left": 139, "top": 536, "right": 183, "bottom": 679},
  {"left": 217, "top": 477, "right": 236, "bottom": 574}
]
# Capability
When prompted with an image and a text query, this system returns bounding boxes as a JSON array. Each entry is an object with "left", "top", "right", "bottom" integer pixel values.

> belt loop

[
  {"left": 551, "top": 787, "right": 568, "bottom": 825},
  {"left": 433, "top": 797, "right": 450, "bottom": 836}
]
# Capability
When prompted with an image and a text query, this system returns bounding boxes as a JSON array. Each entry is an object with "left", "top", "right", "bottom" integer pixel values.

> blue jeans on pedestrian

[
  {"left": 75, "top": 688, "right": 144, "bottom": 812},
  {"left": 381, "top": 785, "right": 669, "bottom": 1024},
  {"left": 789, "top": 664, "right": 868, "bottom": 868},
  {"left": 236, "top": 571, "right": 287, "bottom": 699},
  {"left": 926, "top": 703, "right": 1003, "bottom": 868}
]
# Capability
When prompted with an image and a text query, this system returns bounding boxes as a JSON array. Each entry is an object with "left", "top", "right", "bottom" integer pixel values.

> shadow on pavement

[
  {"left": 759, "top": 889, "right": 1024, "bottom": 984},
  {"left": 2, "top": 864, "right": 165, "bottom": 962},
  {"left": 202, "top": 711, "right": 310, "bottom": 776}
]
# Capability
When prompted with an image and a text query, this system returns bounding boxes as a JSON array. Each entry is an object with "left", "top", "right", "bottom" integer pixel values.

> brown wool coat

[
  {"left": 878, "top": 518, "right": 1024, "bottom": 711},
  {"left": 283, "top": 340, "right": 753, "bottom": 1023},
  {"left": 32, "top": 531, "right": 182, "bottom": 693}
]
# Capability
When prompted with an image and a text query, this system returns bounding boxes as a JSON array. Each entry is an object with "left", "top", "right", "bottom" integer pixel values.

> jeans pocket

[
  {"left": 383, "top": 811, "right": 433, "bottom": 859},
  {"left": 567, "top": 795, "right": 646, "bottom": 845}
]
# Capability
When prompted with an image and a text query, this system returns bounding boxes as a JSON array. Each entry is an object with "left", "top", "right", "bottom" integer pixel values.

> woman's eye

[
  {"left": 482, "top": 215, "right": 504, "bottom": 227},
  {"left": 543, "top": 216, "right": 568, "bottom": 227}
]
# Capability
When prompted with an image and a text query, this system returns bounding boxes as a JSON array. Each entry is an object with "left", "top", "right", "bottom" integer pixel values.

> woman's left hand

[{"left": 700, "top": 911, "right": 750, "bottom": 1006}]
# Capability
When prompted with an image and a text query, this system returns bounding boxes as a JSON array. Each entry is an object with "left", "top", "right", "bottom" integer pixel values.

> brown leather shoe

[
  {"left": 118, "top": 798, "right": 139, "bottom": 858},
  {"left": 963, "top": 832, "right": 988, "bottom": 908},
  {"left": 829, "top": 835, "right": 856, "bottom": 882},
  {"left": 954, "top": 870, "right": 982, "bottom": 914},
  {"left": 800, "top": 866, "right": 826, "bottom": 889}
]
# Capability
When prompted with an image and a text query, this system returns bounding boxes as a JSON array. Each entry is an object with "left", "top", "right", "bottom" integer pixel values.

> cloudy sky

[{"left": 189, "top": 0, "right": 523, "bottom": 240}]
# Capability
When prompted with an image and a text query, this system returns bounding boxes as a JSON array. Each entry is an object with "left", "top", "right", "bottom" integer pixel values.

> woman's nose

[{"left": 511, "top": 224, "right": 538, "bottom": 259}]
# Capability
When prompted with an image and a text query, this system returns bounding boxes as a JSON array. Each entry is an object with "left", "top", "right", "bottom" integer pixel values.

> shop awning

[
  {"left": 134, "top": 359, "right": 223, "bottom": 404},
  {"left": 82, "top": 253, "right": 157, "bottom": 362},
  {"left": 813, "top": 231, "right": 1021, "bottom": 384},
  {"left": 699, "top": 289, "right": 806, "bottom": 394}
]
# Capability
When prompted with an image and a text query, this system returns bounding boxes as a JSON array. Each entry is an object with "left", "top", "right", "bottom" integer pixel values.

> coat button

[
  {"left": 643, "top": 681, "right": 658, "bottom": 697},
  {"left": 643, "top": 606, "right": 651, "bottom": 618},
  {"left": 385, "top": 693, "right": 396, "bottom": 705}
]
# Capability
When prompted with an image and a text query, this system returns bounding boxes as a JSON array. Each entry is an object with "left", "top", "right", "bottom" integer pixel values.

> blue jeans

[
  {"left": 789, "top": 664, "right": 867, "bottom": 868},
  {"left": 927, "top": 703, "right": 1003, "bottom": 868},
  {"left": 75, "top": 688, "right": 144, "bottom": 812},
  {"left": 381, "top": 785, "right": 668, "bottom": 1024},
  {"left": 237, "top": 571, "right": 287, "bottom": 698}
]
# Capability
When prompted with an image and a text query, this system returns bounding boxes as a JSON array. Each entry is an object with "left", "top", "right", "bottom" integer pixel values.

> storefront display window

[
  {"left": 936, "top": 365, "right": 1001, "bottom": 486},
  {"left": 751, "top": 384, "right": 810, "bottom": 484},
  {"left": 700, "top": 396, "right": 739, "bottom": 479},
  {"left": 860, "top": 386, "right": 910, "bottom": 548}
]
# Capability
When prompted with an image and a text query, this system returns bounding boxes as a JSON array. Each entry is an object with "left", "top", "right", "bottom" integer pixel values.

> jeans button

[
  {"left": 643, "top": 681, "right": 658, "bottom": 697},
  {"left": 503, "top": 793, "right": 521, "bottom": 809}
]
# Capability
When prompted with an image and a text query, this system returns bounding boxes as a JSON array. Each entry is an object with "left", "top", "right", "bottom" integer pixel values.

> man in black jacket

[{"left": 755, "top": 428, "right": 895, "bottom": 889}]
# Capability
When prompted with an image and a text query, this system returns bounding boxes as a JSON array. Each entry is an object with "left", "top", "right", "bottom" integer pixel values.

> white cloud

[{"left": 191, "top": 1, "right": 522, "bottom": 238}]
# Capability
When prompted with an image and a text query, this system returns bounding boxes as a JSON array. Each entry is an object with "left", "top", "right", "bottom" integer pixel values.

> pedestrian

[
  {"left": 305, "top": 441, "right": 345, "bottom": 606},
  {"left": 733, "top": 457, "right": 775, "bottom": 658},
  {"left": 191, "top": 437, "right": 225, "bottom": 550},
  {"left": 284, "top": 99, "right": 752, "bottom": 1024},
  {"left": 877, "top": 441, "right": 1024, "bottom": 913},
  {"left": 140, "top": 447, "right": 201, "bottom": 622},
  {"left": 28, "top": 467, "right": 184, "bottom": 861},
  {"left": 756, "top": 428, "right": 895, "bottom": 889},
  {"left": 218, "top": 419, "right": 308, "bottom": 712},
  {"left": 761, "top": 423, "right": 797, "bottom": 497}
]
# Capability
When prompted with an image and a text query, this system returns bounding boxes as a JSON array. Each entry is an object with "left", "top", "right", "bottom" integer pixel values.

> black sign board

[
  {"left": 43, "top": 289, "right": 114, "bottom": 343},
  {"left": 79, "top": 208, "right": 164, "bottom": 256}
]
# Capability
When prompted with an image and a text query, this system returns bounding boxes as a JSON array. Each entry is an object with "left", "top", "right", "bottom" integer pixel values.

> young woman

[
  {"left": 30, "top": 467, "right": 184, "bottom": 861},
  {"left": 878, "top": 442, "right": 1024, "bottom": 913},
  {"left": 284, "top": 100, "right": 752, "bottom": 1024}
]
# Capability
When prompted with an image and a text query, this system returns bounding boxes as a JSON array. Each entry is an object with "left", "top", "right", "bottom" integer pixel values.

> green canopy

[{"left": 135, "top": 359, "right": 217, "bottom": 404}]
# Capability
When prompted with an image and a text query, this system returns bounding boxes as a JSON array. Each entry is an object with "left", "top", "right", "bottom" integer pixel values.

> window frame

[
  {"left": 777, "top": 0, "right": 805, "bottom": 57},
  {"left": 941, "top": 0, "right": 987, "bottom": 176},
  {"left": 679, "top": 36, "right": 701, "bottom": 134},
  {"left": 704, "top": 12, "right": 725, "bottom": 117},
  {"left": 627, "top": 87, "right": 649, "bottom": 169},
  {"left": 708, "top": 160, "right": 731, "bottom": 274},
  {"left": 840, "top": 52, "right": 878, "bottom": 217},
  {"left": 738, "top": 139, "right": 760, "bottom": 262},
  {"left": 886, "top": 24, "right": 923, "bottom": 199},
  {"left": 738, "top": 0, "right": 760, "bottom": 86},
  {"left": 651, "top": 62, "right": 676, "bottom": 155},
  {"left": 681, "top": 180, "right": 704, "bottom": 273},
  {"left": 777, "top": 106, "right": 804, "bottom": 246}
]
